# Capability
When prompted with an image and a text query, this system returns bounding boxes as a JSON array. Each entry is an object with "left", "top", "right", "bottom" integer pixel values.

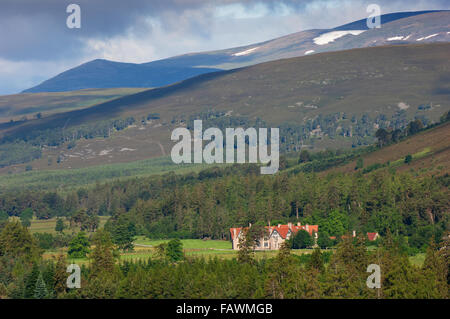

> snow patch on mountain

[
  {"left": 313, "top": 30, "right": 366, "bottom": 45},
  {"left": 417, "top": 33, "right": 438, "bottom": 41},
  {"left": 232, "top": 47, "right": 260, "bottom": 56},
  {"left": 388, "top": 36, "right": 404, "bottom": 41},
  {"left": 304, "top": 50, "right": 315, "bottom": 55},
  {"left": 398, "top": 102, "right": 410, "bottom": 110}
]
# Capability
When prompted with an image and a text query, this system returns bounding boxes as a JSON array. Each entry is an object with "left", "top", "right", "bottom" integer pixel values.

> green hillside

[{"left": 0, "top": 88, "right": 147, "bottom": 124}]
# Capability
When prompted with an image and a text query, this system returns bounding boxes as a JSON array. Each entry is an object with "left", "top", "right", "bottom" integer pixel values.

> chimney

[
  {"left": 233, "top": 228, "right": 236, "bottom": 239},
  {"left": 305, "top": 225, "right": 309, "bottom": 232},
  {"left": 249, "top": 223, "right": 252, "bottom": 228},
  {"left": 288, "top": 222, "right": 292, "bottom": 230},
  {"left": 352, "top": 230, "right": 356, "bottom": 237},
  {"left": 278, "top": 224, "right": 281, "bottom": 228},
  {"left": 297, "top": 222, "right": 301, "bottom": 226}
]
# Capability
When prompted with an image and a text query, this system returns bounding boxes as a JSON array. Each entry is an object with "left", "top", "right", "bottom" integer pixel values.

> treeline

[
  {"left": 1, "top": 164, "right": 448, "bottom": 254},
  {"left": 0, "top": 116, "right": 136, "bottom": 167},
  {"left": 173, "top": 109, "right": 435, "bottom": 153},
  {"left": 375, "top": 110, "right": 450, "bottom": 148},
  {"left": 0, "top": 222, "right": 447, "bottom": 299}
]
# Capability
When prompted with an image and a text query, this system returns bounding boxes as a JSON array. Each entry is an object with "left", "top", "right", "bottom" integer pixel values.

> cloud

[{"left": 0, "top": 0, "right": 449, "bottom": 94}]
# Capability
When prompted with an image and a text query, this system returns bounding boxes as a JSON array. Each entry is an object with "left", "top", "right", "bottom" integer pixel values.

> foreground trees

[{"left": 2, "top": 220, "right": 447, "bottom": 299}]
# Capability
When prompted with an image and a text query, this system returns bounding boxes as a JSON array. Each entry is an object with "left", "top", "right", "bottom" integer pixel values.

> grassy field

[
  {"left": 29, "top": 216, "right": 110, "bottom": 234},
  {"left": 0, "top": 156, "right": 209, "bottom": 192},
  {"left": 134, "top": 237, "right": 232, "bottom": 249}
]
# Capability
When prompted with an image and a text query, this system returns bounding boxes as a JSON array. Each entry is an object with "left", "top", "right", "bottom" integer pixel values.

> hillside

[
  {"left": 0, "top": 88, "right": 148, "bottom": 124},
  {"left": 23, "top": 10, "right": 449, "bottom": 93},
  {"left": 1, "top": 42, "right": 449, "bottom": 172},
  {"left": 328, "top": 121, "right": 450, "bottom": 176}
]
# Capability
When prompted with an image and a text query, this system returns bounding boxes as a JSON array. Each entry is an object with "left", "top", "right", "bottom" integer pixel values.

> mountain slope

[
  {"left": 23, "top": 60, "right": 221, "bottom": 93},
  {"left": 327, "top": 121, "right": 450, "bottom": 176},
  {"left": 0, "top": 88, "right": 147, "bottom": 124},
  {"left": 2, "top": 42, "right": 449, "bottom": 173},
  {"left": 23, "top": 10, "right": 450, "bottom": 93}
]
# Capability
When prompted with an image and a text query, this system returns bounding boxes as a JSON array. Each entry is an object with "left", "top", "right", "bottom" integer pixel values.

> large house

[{"left": 230, "top": 222, "right": 319, "bottom": 250}]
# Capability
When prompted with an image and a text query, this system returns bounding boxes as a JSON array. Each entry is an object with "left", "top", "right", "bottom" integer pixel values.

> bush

[{"left": 290, "top": 230, "right": 313, "bottom": 249}]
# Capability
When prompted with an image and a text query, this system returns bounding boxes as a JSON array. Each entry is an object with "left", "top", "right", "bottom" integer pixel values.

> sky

[{"left": 0, "top": 0, "right": 448, "bottom": 95}]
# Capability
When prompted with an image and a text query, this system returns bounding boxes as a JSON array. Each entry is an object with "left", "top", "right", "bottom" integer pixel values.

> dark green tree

[
  {"left": 298, "top": 150, "right": 311, "bottom": 163},
  {"left": 355, "top": 157, "right": 364, "bottom": 170},
  {"left": 166, "top": 239, "right": 184, "bottom": 262},
  {"left": 291, "top": 230, "right": 313, "bottom": 249},
  {"left": 404, "top": 154, "right": 412, "bottom": 164},
  {"left": 90, "top": 229, "right": 115, "bottom": 275},
  {"left": 317, "top": 230, "right": 333, "bottom": 249},
  {"left": 308, "top": 247, "right": 325, "bottom": 272},
  {"left": 33, "top": 273, "right": 48, "bottom": 299},
  {"left": 24, "top": 262, "right": 40, "bottom": 298},
  {"left": 55, "top": 218, "right": 65, "bottom": 233},
  {"left": 0, "top": 221, "right": 41, "bottom": 262},
  {"left": 67, "top": 232, "right": 90, "bottom": 259}
]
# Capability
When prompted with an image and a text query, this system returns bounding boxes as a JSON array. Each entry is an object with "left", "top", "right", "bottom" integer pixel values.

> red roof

[
  {"left": 229, "top": 227, "right": 242, "bottom": 240},
  {"left": 230, "top": 223, "right": 318, "bottom": 240},
  {"left": 367, "top": 232, "right": 379, "bottom": 241}
]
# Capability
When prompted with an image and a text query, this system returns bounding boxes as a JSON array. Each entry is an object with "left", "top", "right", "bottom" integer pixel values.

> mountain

[
  {"left": 2, "top": 42, "right": 449, "bottom": 172},
  {"left": 22, "top": 60, "right": 221, "bottom": 93},
  {"left": 23, "top": 10, "right": 449, "bottom": 93}
]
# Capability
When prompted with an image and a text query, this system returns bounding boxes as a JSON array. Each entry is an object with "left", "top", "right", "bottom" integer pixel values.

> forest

[
  {"left": 0, "top": 112, "right": 448, "bottom": 299},
  {"left": 0, "top": 222, "right": 447, "bottom": 299}
]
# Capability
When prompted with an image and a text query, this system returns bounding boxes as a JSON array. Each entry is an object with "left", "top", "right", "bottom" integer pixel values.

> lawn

[{"left": 134, "top": 237, "right": 233, "bottom": 250}]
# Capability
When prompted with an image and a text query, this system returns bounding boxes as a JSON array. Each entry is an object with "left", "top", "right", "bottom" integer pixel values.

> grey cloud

[
  {"left": 0, "top": 0, "right": 449, "bottom": 94},
  {"left": 1, "top": 0, "right": 449, "bottom": 61}
]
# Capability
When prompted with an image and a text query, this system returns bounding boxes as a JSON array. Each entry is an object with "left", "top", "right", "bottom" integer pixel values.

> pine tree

[
  {"left": 421, "top": 238, "right": 448, "bottom": 298},
  {"left": 166, "top": 239, "right": 184, "bottom": 262},
  {"left": 308, "top": 247, "right": 325, "bottom": 273},
  {"left": 55, "top": 218, "right": 65, "bottom": 233},
  {"left": 90, "top": 229, "right": 115, "bottom": 275},
  {"left": 33, "top": 273, "right": 48, "bottom": 299},
  {"left": 54, "top": 255, "right": 68, "bottom": 296},
  {"left": 24, "top": 262, "right": 40, "bottom": 298}
]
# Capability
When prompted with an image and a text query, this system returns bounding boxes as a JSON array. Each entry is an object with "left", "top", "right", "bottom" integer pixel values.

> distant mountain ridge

[{"left": 23, "top": 10, "right": 450, "bottom": 93}]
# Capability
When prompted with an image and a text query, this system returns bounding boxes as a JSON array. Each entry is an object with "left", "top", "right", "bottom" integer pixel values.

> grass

[
  {"left": 0, "top": 156, "right": 209, "bottom": 192},
  {"left": 409, "top": 253, "right": 426, "bottom": 267},
  {"left": 29, "top": 216, "right": 110, "bottom": 234},
  {"left": 134, "top": 237, "right": 232, "bottom": 250}
]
